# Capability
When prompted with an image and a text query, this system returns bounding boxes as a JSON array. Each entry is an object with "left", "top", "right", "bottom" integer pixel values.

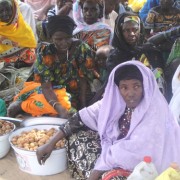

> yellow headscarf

[
  {"left": 0, "top": 0, "right": 37, "bottom": 55},
  {"left": 128, "top": 0, "right": 147, "bottom": 13}
]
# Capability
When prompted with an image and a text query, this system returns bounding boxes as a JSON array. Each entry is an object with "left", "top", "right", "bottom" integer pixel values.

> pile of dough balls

[
  {"left": 11, "top": 128, "right": 65, "bottom": 151},
  {"left": 0, "top": 120, "right": 15, "bottom": 136}
]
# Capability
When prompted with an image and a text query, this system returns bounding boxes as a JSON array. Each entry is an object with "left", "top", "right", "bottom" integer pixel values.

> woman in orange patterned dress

[
  {"left": 7, "top": 16, "right": 96, "bottom": 118},
  {"left": 73, "top": 0, "right": 113, "bottom": 51}
]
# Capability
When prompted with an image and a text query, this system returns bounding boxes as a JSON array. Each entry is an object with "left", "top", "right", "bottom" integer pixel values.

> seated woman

[
  {"left": 106, "top": 12, "right": 165, "bottom": 94},
  {"left": 7, "top": 16, "right": 96, "bottom": 118},
  {"left": 73, "top": 0, "right": 113, "bottom": 51},
  {"left": 89, "top": 12, "right": 166, "bottom": 104},
  {"left": 36, "top": 61, "right": 180, "bottom": 180},
  {"left": 0, "top": 0, "right": 37, "bottom": 68},
  {"left": 144, "top": 0, "right": 180, "bottom": 34}
]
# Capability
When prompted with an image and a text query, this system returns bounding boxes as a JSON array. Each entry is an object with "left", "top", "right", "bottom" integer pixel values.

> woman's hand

[
  {"left": 88, "top": 170, "right": 104, "bottom": 180},
  {"left": 36, "top": 130, "right": 65, "bottom": 165},
  {"left": 57, "top": 2, "right": 72, "bottom": 16},
  {"left": 36, "top": 142, "right": 54, "bottom": 165},
  {"left": 42, "top": 82, "right": 69, "bottom": 118},
  {"left": 54, "top": 104, "right": 70, "bottom": 119}
]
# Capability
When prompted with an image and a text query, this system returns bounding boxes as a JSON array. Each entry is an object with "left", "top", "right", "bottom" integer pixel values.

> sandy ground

[{"left": 0, "top": 150, "right": 74, "bottom": 180}]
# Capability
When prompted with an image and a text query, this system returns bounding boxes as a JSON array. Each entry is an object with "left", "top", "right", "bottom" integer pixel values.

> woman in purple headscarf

[{"left": 36, "top": 60, "right": 180, "bottom": 180}]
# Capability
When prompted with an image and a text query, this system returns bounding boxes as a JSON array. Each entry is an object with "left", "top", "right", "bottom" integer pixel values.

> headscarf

[
  {"left": 73, "top": 0, "right": 104, "bottom": 25},
  {"left": 47, "top": 15, "right": 77, "bottom": 37},
  {"left": 112, "top": 12, "right": 141, "bottom": 51},
  {"left": 169, "top": 64, "right": 180, "bottom": 124},
  {"left": 114, "top": 64, "right": 143, "bottom": 86},
  {"left": 73, "top": 0, "right": 112, "bottom": 35},
  {"left": 79, "top": 60, "right": 180, "bottom": 173},
  {"left": 0, "top": 0, "right": 37, "bottom": 57}
]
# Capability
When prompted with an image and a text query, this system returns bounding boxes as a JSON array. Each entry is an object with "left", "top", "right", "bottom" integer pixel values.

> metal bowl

[{"left": 21, "top": 117, "right": 68, "bottom": 127}]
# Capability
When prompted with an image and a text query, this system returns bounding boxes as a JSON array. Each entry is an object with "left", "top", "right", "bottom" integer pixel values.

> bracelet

[
  {"left": 52, "top": 102, "right": 60, "bottom": 108},
  {"left": 48, "top": 100, "right": 56, "bottom": 105}
]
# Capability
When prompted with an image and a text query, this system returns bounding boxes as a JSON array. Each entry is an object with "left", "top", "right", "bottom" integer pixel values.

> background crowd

[{"left": 0, "top": 0, "right": 180, "bottom": 179}]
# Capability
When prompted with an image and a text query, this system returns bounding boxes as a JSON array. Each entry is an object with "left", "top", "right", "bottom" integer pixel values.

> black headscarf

[
  {"left": 47, "top": 15, "right": 77, "bottom": 37},
  {"left": 114, "top": 64, "right": 143, "bottom": 86},
  {"left": 112, "top": 12, "right": 141, "bottom": 51}
]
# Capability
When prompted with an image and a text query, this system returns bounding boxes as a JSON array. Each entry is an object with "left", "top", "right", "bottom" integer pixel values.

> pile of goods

[
  {"left": 0, "top": 120, "right": 15, "bottom": 136},
  {"left": 10, "top": 128, "right": 65, "bottom": 151}
]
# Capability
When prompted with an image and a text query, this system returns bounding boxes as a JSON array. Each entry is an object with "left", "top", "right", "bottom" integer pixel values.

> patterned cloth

[
  {"left": 73, "top": 0, "right": 113, "bottom": 51},
  {"left": 74, "top": 29, "right": 112, "bottom": 52},
  {"left": 118, "top": 108, "right": 133, "bottom": 140},
  {"left": 33, "top": 42, "right": 95, "bottom": 109},
  {"left": 13, "top": 82, "right": 72, "bottom": 116},
  {"left": 64, "top": 108, "right": 133, "bottom": 179},
  {"left": 145, "top": 7, "right": 180, "bottom": 33},
  {"left": 66, "top": 109, "right": 132, "bottom": 179},
  {"left": 0, "top": 0, "right": 36, "bottom": 65},
  {"left": 1, "top": 48, "right": 36, "bottom": 68},
  {"left": 67, "top": 128, "right": 101, "bottom": 179},
  {"left": 101, "top": 169, "right": 131, "bottom": 180}
]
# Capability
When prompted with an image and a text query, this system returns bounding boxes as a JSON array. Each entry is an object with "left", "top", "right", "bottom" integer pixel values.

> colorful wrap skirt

[{"left": 13, "top": 81, "right": 72, "bottom": 116}]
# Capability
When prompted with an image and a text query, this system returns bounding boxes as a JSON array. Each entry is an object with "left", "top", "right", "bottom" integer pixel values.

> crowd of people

[{"left": 0, "top": 0, "right": 180, "bottom": 179}]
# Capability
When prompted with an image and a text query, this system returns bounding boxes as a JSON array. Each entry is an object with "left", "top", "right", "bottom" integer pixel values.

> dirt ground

[{"left": 0, "top": 150, "right": 74, "bottom": 180}]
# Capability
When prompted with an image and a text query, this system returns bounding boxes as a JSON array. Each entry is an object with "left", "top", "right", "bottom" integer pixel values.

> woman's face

[
  {"left": 51, "top": 31, "right": 72, "bottom": 53},
  {"left": 118, "top": 79, "right": 143, "bottom": 108},
  {"left": 0, "top": 0, "right": 13, "bottom": 23},
  {"left": 122, "top": 21, "right": 140, "bottom": 46},
  {"left": 82, "top": 1, "right": 100, "bottom": 25}
]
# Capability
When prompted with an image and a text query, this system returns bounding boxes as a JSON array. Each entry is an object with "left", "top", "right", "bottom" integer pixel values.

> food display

[
  {"left": 10, "top": 128, "right": 65, "bottom": 151},
  {"left": 0, "top": 120, "right": 15, "bottom": 136}
]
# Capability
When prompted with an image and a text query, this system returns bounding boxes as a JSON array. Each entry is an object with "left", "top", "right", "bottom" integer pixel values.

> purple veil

[{"left": 79, "top": 60, "right": 180, "bottom": 173}]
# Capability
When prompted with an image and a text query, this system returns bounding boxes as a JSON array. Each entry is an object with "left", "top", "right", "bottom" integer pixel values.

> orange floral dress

[{"left": 14, "top": 42, "right": 96, "bottom": 115}]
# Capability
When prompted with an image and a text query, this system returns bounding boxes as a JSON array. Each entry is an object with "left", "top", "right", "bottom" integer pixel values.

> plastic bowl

[
  {"left": 9, "top": 125, "right": 67, "bottom": 176},
  {"left": 0, "top": 121, "right": 16, "bottom": 158}
]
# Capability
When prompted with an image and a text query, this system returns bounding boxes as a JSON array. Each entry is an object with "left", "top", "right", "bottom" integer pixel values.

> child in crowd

[
  {"left": 95, "top": 45, "right": 113, "bottom": 83},
  {"left": 91, "top": 45, "right": 113, "bottom": 93}
]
